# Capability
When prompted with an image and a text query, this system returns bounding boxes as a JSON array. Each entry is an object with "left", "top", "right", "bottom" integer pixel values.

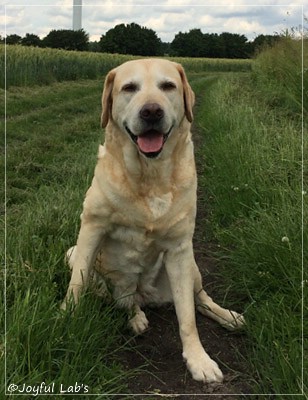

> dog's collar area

[{"left": 125, "top": 125, "right": 173, "bottom": 159}]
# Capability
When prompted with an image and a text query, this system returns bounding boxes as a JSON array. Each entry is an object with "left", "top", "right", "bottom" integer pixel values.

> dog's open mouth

[{"left": 125, "top": 126, "right": 172, "bottom": 158}]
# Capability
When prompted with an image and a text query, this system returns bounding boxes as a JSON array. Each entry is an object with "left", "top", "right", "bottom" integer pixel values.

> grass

[
  {"left": 2, "top": 79, "right": 138, "bottom": 398},
  {"left": 192, "top": 38, "right": 306, "bottom": 396},
  {"left": 2, "top": 39, "right": 306, "bottom": 397},
  {"left": 171, "top": 56, "right": 252, "bottom": 73},
  {"left": 252, "top": 37, "right": 307, "bottom": 115}
]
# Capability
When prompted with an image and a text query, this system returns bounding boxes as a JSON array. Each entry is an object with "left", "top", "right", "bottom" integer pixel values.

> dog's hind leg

[{"left": 193, "top": 262, "right": 245, "bottom": 331}]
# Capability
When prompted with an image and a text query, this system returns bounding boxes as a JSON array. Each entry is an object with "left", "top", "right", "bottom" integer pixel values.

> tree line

[{"left": 3, "top": 23, "right": 280, "bottom": 58}]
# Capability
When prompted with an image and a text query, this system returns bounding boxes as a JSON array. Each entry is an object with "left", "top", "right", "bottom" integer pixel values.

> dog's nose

[{"left": 139, "top": 103, "right": 164, "bottom": 123}]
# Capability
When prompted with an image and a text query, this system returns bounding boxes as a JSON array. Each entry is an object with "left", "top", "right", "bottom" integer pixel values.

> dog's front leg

[
  {"left": 165, "top": 242, "right": 223, "bottom": 383},
  {"left": 61, "top": 219, "right": 105, "bottom": 309}
]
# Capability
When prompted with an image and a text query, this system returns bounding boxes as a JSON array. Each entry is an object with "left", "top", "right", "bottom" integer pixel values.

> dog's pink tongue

[{"left": 137, "top": 131, "right": 164, "bottom": 153}]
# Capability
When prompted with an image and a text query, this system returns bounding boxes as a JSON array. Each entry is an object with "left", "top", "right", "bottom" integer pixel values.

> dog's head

[{"left": 101, "top": 59, "right": 195, "bottom": 159}]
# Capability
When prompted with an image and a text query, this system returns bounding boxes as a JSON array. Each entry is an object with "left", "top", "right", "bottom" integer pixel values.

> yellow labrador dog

[{"left": 62, "top": 59, "right": 244, "bottom": 383}]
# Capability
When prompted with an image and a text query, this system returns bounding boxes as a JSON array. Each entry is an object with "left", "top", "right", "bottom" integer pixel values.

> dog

[{"left": 61, "top": 59, "right": 244, "bottom": 383}]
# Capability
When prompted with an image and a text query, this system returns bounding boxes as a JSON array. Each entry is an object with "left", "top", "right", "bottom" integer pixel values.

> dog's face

[{"left": 101, "top": 59, "right": 195, "bottom": 159}]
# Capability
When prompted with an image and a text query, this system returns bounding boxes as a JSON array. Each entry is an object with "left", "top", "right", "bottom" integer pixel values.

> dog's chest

[
  {"left": 105, "top": 224, "right": 163, "bottom": 274},
  {"left": 146, "top": 192, "right": 172, "bottom": 219}
]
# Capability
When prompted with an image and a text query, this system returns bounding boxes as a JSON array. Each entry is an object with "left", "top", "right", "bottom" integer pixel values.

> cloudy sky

[{"left": 1, "top": 0, "right": 305, "bottom": 43}]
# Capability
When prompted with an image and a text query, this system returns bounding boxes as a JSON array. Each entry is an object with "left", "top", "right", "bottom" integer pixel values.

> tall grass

[
  {"left": 1, "top": 45, "right": 252, "bottom": 89},
  {"left": 194, "top": 37, "right": 306, "bottom": 396},
  {"left": 253, "top": 37, "right": 307, "bottom": 114},
  {"left": 2, "top": 80, "right": 136, "bottom": 398},
  {"left": 1, "top": 45, "right": 135, "bottom": 88},
  {"left": 171, "top": 56, "right": 251, "bottom": 73}
]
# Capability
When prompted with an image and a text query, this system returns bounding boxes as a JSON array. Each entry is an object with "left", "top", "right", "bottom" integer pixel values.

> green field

[
  {"left": 1, "top": 44, "right": 252, "bottom": 89},
  {"left": 2, "top": 41, "right": 307, "bottom": 398}
]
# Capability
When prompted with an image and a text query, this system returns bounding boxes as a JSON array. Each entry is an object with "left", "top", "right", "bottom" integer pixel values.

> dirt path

[
  {"left": 119, "top": 84, "right": 253, "bottom": 398},
  {"left": 121, "top": 255, "right": 251, "bottom": 397},
  {"left": 120, "top": 224, "right": 252, "bottom": 397}
]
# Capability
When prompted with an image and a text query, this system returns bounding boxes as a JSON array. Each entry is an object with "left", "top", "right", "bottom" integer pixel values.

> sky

[{"left": 1, "top": 1, "right": 305, "bottom": 43}]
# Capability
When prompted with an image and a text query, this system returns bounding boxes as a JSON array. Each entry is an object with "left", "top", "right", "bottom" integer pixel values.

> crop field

[
  {"left": 1, "top": 40, "right": 307, "bottom": 398},
  {"left": 0, "top": 44, "right": 252, "bottom": 89}
]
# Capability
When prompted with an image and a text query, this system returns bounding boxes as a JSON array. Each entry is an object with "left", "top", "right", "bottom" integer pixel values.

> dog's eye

[
  {"left": 122, "top": 83, "right": 138, "bottom": 93},
  {"left": 160, "top": 81, "right": 176, "bottom": 91}
]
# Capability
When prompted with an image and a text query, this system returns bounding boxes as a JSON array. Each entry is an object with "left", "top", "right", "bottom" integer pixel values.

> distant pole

[{"left": 73, "top": 0, "right": 82, "bottom": 31}]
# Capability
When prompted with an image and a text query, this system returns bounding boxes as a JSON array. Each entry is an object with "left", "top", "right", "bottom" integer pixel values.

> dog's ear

[
  {"left": 176, "top": 64, "right": 195, "bottom": 123},
  {"left": 101, "top": 69, "right": 116, "bottom": 128}
]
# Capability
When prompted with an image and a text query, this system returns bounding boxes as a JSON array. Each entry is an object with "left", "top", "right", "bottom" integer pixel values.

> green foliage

[
  {"left": 194, "top": 64, "right": 306, "bottom": 395},
  {"left": 100, "top": 23, "right": 162, "bottom": 56},
  {"left": 253, "top": 37, "right": 307, "bottom": 114},
  {"left": 171, "top": 29, "right": 205, "bottom": 57},
  {"left": 5, "top": 34, "right": 22, "bottom": 45},
  {"left": 20, "top": 33, "right": 41, "bottom": 47},
  {"left": 253, "top": 34, "right": 281, "bottom": 52},
  {"left": 171, "top": 30, "right": 252, "bottom": 58},
  {"left": 5, "top": 26, "right": 293, "bottom": 59},
  {"left": 42, "top": 29, "right": 89, "bottom": 51},
  {"left": 7, "top": 27, "right": 284, "bottom": 58},
  {"left": 220, "top": 32, "right": 250, "bottom": 58}
]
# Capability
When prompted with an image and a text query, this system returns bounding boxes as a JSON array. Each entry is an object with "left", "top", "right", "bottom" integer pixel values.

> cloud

[
  {"left": 2, "top": 1, "right": 304, "bottom": 43},
  {"left": 86, "top": 3, "right": 134, "bottom": 23},
  {"left": 142, "top": 13, "right": 186, "bottom": 41},
  {"left": 2, "top": 6, "right": 26, "bottom": 36},
  {"left": 144, "top": 16, "right": 166, "bottom": 32},
  {"left": 223, "top": 18, "right": 266, "bottom": 36}
]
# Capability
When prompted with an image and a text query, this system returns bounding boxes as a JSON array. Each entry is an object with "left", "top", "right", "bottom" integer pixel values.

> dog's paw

[
  {"left": 128, "top": 310, "right": 149, "bottom": 335},
  {"left": 60, "top": 298, "right": 73, "bottom": 312},
  {"left": 183, "top": 349, "right": 223, "bottom": 383},
  {"left": 221, "top": 311, "right": 245, "bottom": 331}
]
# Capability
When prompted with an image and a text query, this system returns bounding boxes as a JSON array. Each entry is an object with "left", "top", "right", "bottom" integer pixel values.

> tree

[
  {"left": 42, "top": 29, "right": 89, "bottom": 51},
  {"left": 187, "top": 29, "right": 207, "bottom": 57},
  {"left": 160, "top": 41, "right": 171, "bottom": 56},
  {"left": 88, "top": 41, "right": 100, "bottom": 52},
  {"left": 21, "top": 33, "right": 41, "bottom": 47},
  {"left": 252, "top": 34, "right": 280, "bottom": 53},
  {"left": 171, "top": 29, "right": 205, "bottom": 57},
  {"left": 171, "top": 29, "right": 252, "bottom": 58},
  {"left": 203, "top": 33, "right": 224, "bottom": 58},
  {"left": 170, "top": 32, "right": 187, "bottom": 56},
  {"left": 6, "top": 34, "right": 22, "bottom": 45},
  {"left": 100, "top": 23, "right": 162, "bottom": 56},
  {"left": 220, "top": 32, "right": 250, "bottom": 58}
]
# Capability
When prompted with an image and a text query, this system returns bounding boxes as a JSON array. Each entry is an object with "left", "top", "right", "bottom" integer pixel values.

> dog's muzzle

[{"left": 125, "top": 103, "right": 173, "bottom": 158}]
